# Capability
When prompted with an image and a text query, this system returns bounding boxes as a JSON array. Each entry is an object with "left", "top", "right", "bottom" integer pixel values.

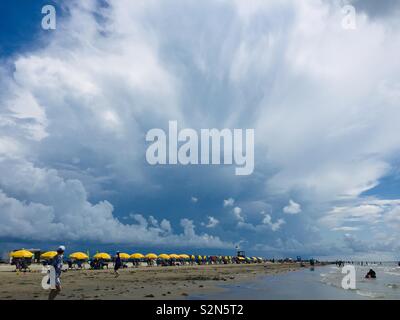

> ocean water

[
  {"left": 320, "top": 263, "right": 400, "bottom": 299},
  {"left": 191, "top": 263, "right": 400, "bottom": 300}
]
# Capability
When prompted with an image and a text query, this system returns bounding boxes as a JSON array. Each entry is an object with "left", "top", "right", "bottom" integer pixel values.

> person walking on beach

[
  {"left": 48, "top": 245, "right": 65, "bottom": 300},
  {"left": 114, "top": 251, "right": 122, "bottom": 277}
]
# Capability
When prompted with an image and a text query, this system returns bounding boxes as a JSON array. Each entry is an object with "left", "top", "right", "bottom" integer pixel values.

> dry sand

[{"left": 0, "top": 263, "right": 303, "bottom": 300}]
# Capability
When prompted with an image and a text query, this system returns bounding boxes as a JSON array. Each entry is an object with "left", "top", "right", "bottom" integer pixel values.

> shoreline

[{"left": 0, "top": 262, "right": 307, "bottom": 300}]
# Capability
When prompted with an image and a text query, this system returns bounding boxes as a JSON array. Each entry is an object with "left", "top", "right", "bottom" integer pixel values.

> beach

[{"left": 0, "top": 262, "right": 301, "bottom": 300}]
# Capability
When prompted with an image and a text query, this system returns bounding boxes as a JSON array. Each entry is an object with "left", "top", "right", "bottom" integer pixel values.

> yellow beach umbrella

[
  {"left": 169, "top": 254, "right": 180, "bottom": 259},
  {"left": 130, "top": 253, "right": 144, "bottom": 259},
  {"left": 179, "top": 254, "right": 190, "bottom": 259},
  {"left": 191, "top": 255, "right": 195, "bottom": 260},
  {"left": 41, "top": 251, "right": 57, "bottom": 259},
  {"left": 145, "top": 253, "right": 158, "bottom": 259},
  {"left": 10, "top": 250, "right": 33, "bottom": 259},
  {"left": 238, "top": 256, "right": 245, "bottom": 261},
  {"left": 93, "top": 252, "right": 111, "bottom": 260},
  {"left": 197, "top": 255, "right": 203, "bottom": 260},
  {"left": 118, "top": 253, "right": 130, "bottom": 260},
  {"left": 158, "top": 254, "right": 170, "bottom": 260},
  {"left": 69, "top": 252, "right": 89, "bottom": 260},
  {"left": 203, "top": 255, "right": 207, "bottom": 260}
]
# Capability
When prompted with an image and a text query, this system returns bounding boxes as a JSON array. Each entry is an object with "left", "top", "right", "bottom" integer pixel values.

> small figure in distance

[
  {"left": 365, "top": 269, "right": 376, "bottom": 279},
  {"left": 114, "top": 251, "right": 122, "bottom": 277}
]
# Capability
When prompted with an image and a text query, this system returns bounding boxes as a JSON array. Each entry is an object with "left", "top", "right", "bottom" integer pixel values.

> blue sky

[
  {"left": 1, "top": 0, "right": 400, "bottom": 260},
  {"left": 0, "top": 1, "right": 59, "bottom": 57}
]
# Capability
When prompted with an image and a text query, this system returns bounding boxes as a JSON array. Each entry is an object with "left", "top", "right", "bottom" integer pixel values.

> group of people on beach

[
  {"left": 41, "top": 246, "right": 269, "bottom": 299},
  {"left": 335, "top": 260, "right": 382, "bottom": 267},
  {"left": 62, "top": 255, "right": 264, "bottom": 270},
  {"left": 334, "top": 260, "right": 378, "bottom": 279},
  {"left": 46, "top": 246, "right": 124, "bottom": 300},
  {"left": 11, "top": 258, "right": 30, "bottom": 272}
]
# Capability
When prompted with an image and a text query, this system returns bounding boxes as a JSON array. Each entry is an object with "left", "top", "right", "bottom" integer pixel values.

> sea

[{"left": 191, "top": 263, "right": 400, "bottom": 300}]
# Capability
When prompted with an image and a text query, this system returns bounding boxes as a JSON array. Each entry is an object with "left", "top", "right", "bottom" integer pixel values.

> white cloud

[
  {"left": 223, "top": 198, "right": 235, "bottom": 207},
  {"left": 201, "top": 216, "right": 219, "bottom": 228},
  {"left": 232, "top": 206, "right": 244, "bottom": 222},
  {"left": 384, "top": 205, "right": 400, "bottom": 228},
  {"left": 265, "top": 217, "right": 285, "bottom": 232},
  {"left": 0, "top": 157, "right": 230, "bottom": 248},
  {"left": 160, "top": 219, "right": 172, "bottom": 234},
  {"left": 283, "top": 199, "right": 302, "bottom": 215},
  {"left": 332, "top": 226, "right": 360, "bottom": 231},
  {"left": 320, "top": 203, "right": 384, "bottom": 228},
  {"left": 236, "top": 210, "right": 285, "bottom": 232},
  {"left": 191, "top": 196, "right": 198, "bottom": 203},
  {"left": 261, "top": 212, "right": 285, "bottom": 231},
  {"left": 319, "top": 199, "right": 400, "bottom": 254},
  {"left": 343, "top": 233, "right": 369, "bottom": 252},
  {"left": 250, "top": 1, "right": 400, "bottom": 204},
  {"left": 148, "top": 215, "right": 159, "bottom": 227}
]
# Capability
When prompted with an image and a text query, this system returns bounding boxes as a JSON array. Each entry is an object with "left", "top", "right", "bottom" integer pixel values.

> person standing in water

[
  {"left": 114, "top": 251, "right": 122, "bottom": 277},
  {"left": 365, "top": 269, "right": 376, "bottom": 279},
  {"left": 48, "top": 245, "right": 65, "bottom": 300}
]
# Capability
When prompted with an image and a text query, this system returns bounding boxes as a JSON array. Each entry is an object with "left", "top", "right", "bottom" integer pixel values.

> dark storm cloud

[{"left": 349, "top": 0, "right": 400, "bottom": 19}]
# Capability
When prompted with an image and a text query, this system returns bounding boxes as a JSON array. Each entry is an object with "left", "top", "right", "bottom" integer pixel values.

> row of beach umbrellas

[
  {"left": 9, "top": 250, "right": 264, "bottom": 262},
  {"left": 86, "top": 253, "right": 192, "bottom": 261}
]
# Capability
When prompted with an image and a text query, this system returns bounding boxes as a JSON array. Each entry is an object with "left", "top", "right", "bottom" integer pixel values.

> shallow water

[
  {"left": 191, "top": 263, "right": 400, "bottom": 300},
  {"left": 320, "top": 263, "right": 400, "bottom": 299}
]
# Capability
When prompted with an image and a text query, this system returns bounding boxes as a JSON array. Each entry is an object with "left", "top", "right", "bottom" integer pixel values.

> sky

[{"left": 0, "top": 0, "right": 400, "bottom": 260}]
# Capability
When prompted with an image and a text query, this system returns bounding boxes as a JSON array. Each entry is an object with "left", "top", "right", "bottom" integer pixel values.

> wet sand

[{"left": 0, "top": 262, "right": 303, "bottom": 300}]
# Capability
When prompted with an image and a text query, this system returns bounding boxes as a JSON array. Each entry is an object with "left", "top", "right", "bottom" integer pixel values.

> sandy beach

[{"left": 0, "top": 263, "right": 303, "bottom": 300}]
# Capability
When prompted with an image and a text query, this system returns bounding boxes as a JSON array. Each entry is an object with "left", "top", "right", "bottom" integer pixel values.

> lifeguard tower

[{"left": 237, "top": 250, "right": 246, "bottom": 258}]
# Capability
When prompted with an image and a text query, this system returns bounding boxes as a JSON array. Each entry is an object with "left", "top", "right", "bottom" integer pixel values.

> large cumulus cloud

[
  {"left": 1, "top": 0, "right": 400, "bottom": 257},
  {"left": 0, "top": 156, "right": 230, "bottom": 248}
]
